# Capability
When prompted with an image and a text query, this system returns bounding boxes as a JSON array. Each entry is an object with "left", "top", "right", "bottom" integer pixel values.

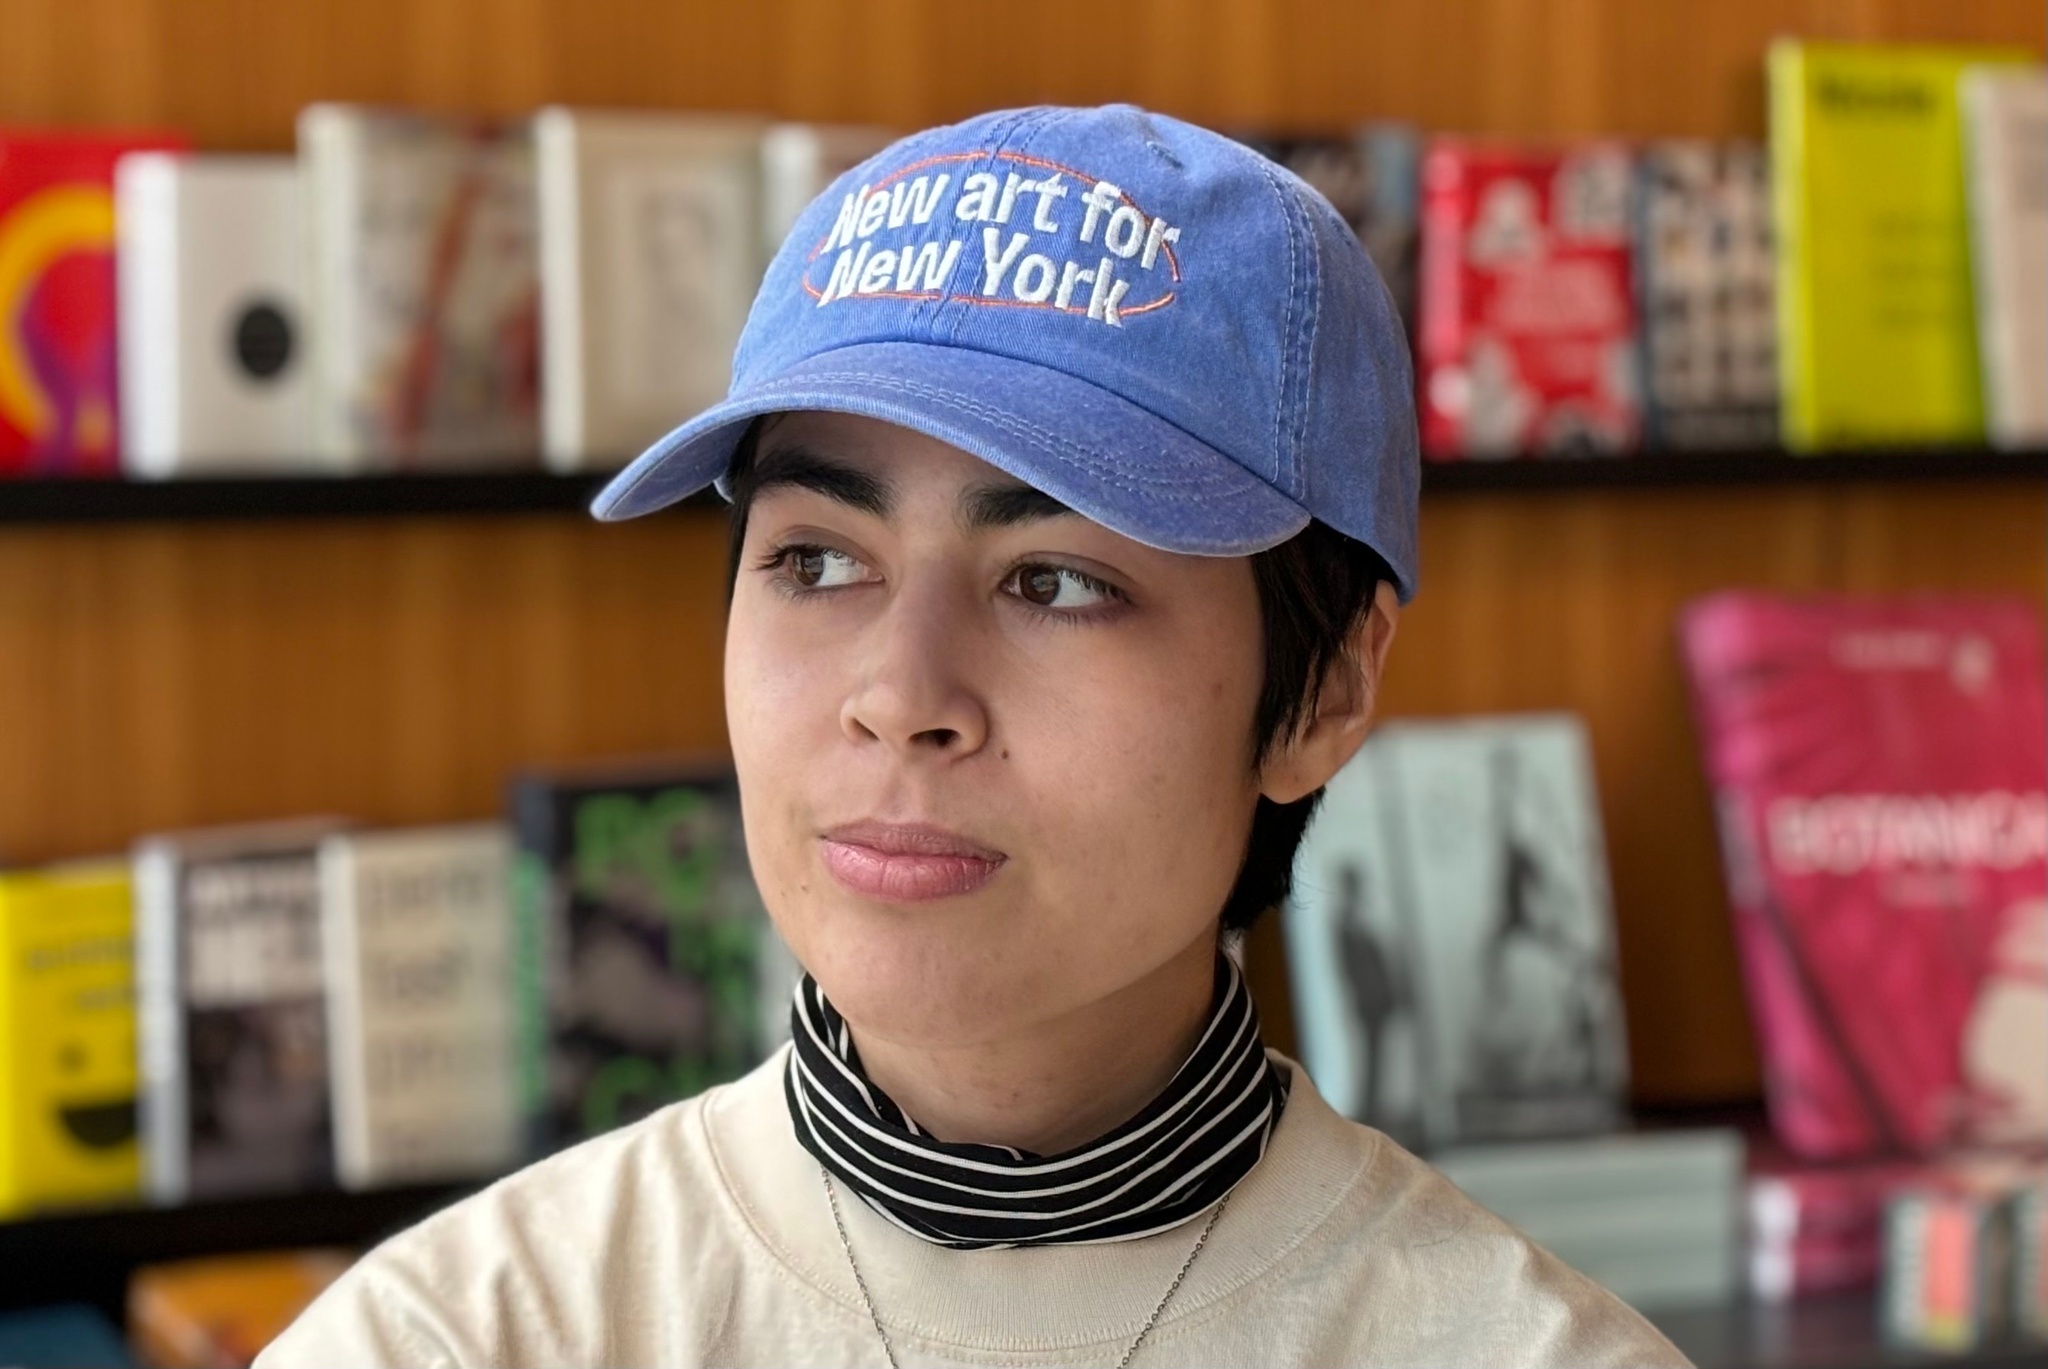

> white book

[
  {"left": 1287, "top": 713, "right": 1628, "bottom": 1149},
  {"left": 320, "top": 823, "right": 520, "bottom": 1189},
  {"left": 298, "top": 105, "right": 541, "bottom": 470},
  {"left": 1963, "top": 67, "right": 2048, "bottom": 449},
  {"left": 116, "top": 154, "right": 314, "bottom": 475},
  {"left": 760, "top": 122, "right": 894, "bottom": 260},
  {"left": 536, "top": 108, "right": 765, "bottom": 472}
]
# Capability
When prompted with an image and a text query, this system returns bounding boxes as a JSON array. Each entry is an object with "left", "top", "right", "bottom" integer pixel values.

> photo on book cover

[{"left": 1288, "top": 714, "right": 1629, "bottom": 1150}]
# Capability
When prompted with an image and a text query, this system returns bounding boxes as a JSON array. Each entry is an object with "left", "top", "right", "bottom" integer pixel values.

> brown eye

[
  {"left": 1018, "top": 567, "right": 1063, "bottom": 606},
  {"left": 790, "top": 550, "right": 826, "bottom": 587}
]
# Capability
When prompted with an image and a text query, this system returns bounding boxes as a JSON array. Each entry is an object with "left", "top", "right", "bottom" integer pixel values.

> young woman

[{"left": 263, "top": 104, "right": 1689, "bottom": 1368}]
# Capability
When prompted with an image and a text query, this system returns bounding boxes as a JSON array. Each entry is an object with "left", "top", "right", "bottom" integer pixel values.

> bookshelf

[{"left": 0, "top": 447, "right": 2040, "bottom": 524}]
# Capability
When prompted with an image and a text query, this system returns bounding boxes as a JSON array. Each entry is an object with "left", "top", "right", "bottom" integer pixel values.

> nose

[{"left": 840, "top": 577, "right": 991, "bottom": 758}]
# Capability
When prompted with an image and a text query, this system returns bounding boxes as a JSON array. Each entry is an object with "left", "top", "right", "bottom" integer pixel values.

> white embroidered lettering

[
  {"left": 1012, "top": 253, "right": 1056, "bottom": 302},
  {"left": 1140, "top": 216, "right": 1181, "bottom": 270},
  {"left": 818, "top": 242, "right": 871, "bottom": 306},
  {"left": 894, "top": 238, "right": 962, "bottom": 292},
  {"left": 857, "top": 249, "right": 899, "bottom": 294},
  {"left": 905, "top": 174, "right": 951, "bottom": 225},
  {"left": 1079, "top": 180, "right": 1122, "bottom": 243},
  {"left": 1086, "top": 256, "right": 1118, "bottom": 322},
  {"left": 886, "top": 181, "right": 913, "bottom": 229},
  {"left": 1030, "top": 173, "right": 1067, "bottom": 233},
  {"left": 956, "top": 172, "right": 1000, "bottom": 222},
  {"left": 995, "top": 172, "right": 1026, "bottom": 225},
  {"left": 981, "top": 229, "right": 1030, "bottom": 295},
  {"left": 1105, "top": 204, "right": 1146, "bottom": 258},
  {"left": 825, "top": 188, "right": 866, "bottom": 254},
  {"left": 1054, "top": 259, "right": 1093, "bottom": 310},
  {"left": 857, "top": 191, "right": 889, "bottom": 238}
]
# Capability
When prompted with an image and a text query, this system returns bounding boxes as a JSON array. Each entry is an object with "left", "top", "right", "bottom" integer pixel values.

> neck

[{"left": 847, "top": 932, "right": 1221, "bottom": 1155}]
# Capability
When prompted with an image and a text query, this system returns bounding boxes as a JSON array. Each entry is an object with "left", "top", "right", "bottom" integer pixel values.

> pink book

[{"left": 1682, "top": 593, "right": 2047, "bottom": 1160}]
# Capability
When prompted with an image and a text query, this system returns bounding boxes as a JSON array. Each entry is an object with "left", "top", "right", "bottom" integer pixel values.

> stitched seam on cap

[
  {"left": 1251, "top": 155, "right": 1300, "bottom": 494},
  {"left": 748, "top": 369, "right": 1264, "bottom": 506},
  {"left": 942, "top": 108, "right": 1053, "bottom": 345},
  {"left": 1289, "top": 195, "right": 1323, "bottom": 504}
]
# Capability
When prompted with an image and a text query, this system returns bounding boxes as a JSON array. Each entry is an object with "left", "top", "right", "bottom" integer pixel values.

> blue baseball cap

[{"left": 592, "top": 103, "right": 1420, "bottom": 601}]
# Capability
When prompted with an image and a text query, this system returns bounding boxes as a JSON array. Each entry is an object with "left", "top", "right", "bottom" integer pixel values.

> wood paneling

[{"left": 0, "top": 0, "right": 2041, "bottom": 1102}]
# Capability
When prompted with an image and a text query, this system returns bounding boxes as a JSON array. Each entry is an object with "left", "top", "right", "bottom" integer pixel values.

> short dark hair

[{"left": 722, "top": 419, "right": 1391, "bottom": 934}]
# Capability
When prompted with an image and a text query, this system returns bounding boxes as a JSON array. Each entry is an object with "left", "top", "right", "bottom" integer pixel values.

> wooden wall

[{"left": 0, "top": 0, "right": 2041, "bottom": 1103}]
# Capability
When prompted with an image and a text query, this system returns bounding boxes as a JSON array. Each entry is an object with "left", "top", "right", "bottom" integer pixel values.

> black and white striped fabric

[{"left": 784, "top": 954, "right": 1287, "bottom": 1249}]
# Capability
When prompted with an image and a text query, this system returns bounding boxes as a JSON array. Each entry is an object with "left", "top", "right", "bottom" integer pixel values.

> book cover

[
  {"left": 1244, "top": 125, "right": 1421, "bottom": 329},
  {"left": 1961, "top": 66, "right": 2048, "bottom": 451},
  {"left": 1681, "top": 593, "right": 2048, "bottom": 1159},
  {"left": 509, "top": 757, "right": 793, "bottom": 1152},
  {"left": 129, "top": 1249, "right": 349, "bottom": 1369},
  {"left": 0, "top": 1303, "right": 132, "bottom": 1369},
  {"left": 1416, "top": 140, "right": 1641, "bottom": 458},
  {"left": 320, "top": 823, "right": 521, "bottom": 1188},
  {"left": 535, "top": 109, "right": 765, "bottom": 472},
  {"left": 298, "top": 105, "right": 540, "bottom": 470},
  {"left": 1747, "top": 1155, "right": 1923, "bottom": 1300},
  {"left": 134, "top": 820, "right": 343, "bottom": 1205},
  {"left": 1769, "top": 41, "right": 2033, "bottom": 452},
  {"left": 0, "top": 861, "right": 138, "bottom": 1217},
  {"left": 1287, "top": 713, "right": 1629, "bottom": 1150},
  {"left": 0, "top": 129, "right": 187, "bottom": 474},
  {"left": 1634, "top": 141, "right": 1778, "bottom": 450},
  {"left": 116, "top": 154, "right": 314, "bottom": 476},
  {"left": 761, "top": 123, "right": 894, "bottom": 261}
]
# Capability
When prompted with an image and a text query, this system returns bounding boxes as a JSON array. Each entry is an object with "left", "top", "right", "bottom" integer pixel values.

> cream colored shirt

[{"left": 259, "top": 1050, "right": 1693, "bottom": 1368}]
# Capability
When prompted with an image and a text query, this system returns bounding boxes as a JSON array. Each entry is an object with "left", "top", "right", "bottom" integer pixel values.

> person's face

[{"left": 724, "top": 412, "right": 1271, "bottom": 1049}]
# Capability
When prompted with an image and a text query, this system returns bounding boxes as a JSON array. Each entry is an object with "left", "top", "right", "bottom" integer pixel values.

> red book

[
  {"left": 0, "top": 129, "right": 187, "bottom": 474},
  {"left": 1682, "top": 594, "right": 2048, "bottom": 1160},
  {"left": 1416, "top": 139, "right": 1640, "bottom": 459}
]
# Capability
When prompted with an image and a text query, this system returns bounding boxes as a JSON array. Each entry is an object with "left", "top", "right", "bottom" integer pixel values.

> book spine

[
  {"left": 1768, "top": 42, "right": 1814, "bottom": 453},
  {"left": 114, "top": 156, "right": 182, "bottom": 477},
  {"left": 1415, "top": 143, "right": 1467, "bottom": 459},
  {"left": 318, "top": 841, "right": 372, "bottom": 1189},
  {"left": 298, "top": 108, "right": 368, "bottom": 473},
  {"left": 132, "top": 847, "right": 188, "bottom": 1205},
  {"left": 0, "top": 895, "right": 17, "bottom": 1213},
  {"left": 536, "top": 110, "right": 589, "bottom": 472}
]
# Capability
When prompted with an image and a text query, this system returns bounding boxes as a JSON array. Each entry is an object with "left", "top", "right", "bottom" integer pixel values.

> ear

[{"left": 1258, "top": 582, "right": 1401, "bottom": 805}]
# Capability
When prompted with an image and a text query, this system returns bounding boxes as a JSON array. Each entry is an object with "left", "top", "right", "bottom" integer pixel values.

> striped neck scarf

[{"left": 784, "top": 953, "right": 1287, "bottom": 1249}]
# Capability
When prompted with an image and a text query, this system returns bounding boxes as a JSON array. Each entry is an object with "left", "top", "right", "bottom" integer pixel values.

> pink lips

[{"left": 820, "top": 821, "right": 1007, "bottom": 902}]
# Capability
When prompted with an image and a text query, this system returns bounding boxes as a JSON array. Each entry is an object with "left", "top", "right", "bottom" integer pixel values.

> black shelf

[
  {"left": 0, "top": 446, "right": 2040, "bottom": 525},
  {"left": 0, "top": 1183, "right": 473, "bottom": 1324},
  {"left": 1651, "top": 1293, "right": 2048, "bottom": 1369}
]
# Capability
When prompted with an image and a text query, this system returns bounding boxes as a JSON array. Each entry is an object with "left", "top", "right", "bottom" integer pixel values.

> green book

[{"left": 1770, "top": 40, "right": 2033, "bottom": 451}]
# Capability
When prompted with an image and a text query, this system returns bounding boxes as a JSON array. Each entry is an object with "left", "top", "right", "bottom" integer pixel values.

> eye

[
  {"left": 1008, "top": 564, "right": 1118, "bottom": 611},
  {"left": 784, "top": 546, "right": 870, "bottom": 589}
]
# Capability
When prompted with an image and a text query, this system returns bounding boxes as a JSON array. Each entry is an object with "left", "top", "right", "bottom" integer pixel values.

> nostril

[{"left": 915, "top": 728, "right": 961, "bottom": 749}]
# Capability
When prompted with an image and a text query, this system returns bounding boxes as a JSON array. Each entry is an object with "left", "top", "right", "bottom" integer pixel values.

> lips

[{"left": 819, "top": 821, "right": 1007, "bottom": 903}]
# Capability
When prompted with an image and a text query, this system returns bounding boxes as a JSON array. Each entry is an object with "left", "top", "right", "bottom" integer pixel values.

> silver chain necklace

[{"left": 822, "top": 1167, "right": 1229, "bottom": 1369}]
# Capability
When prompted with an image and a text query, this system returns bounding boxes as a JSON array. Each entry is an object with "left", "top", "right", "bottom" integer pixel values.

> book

[
  {"left": 1634, "top": 141, "right": 1778, "bottom": 450},
  {"left": 1434, "top": 1128, "right": 1743, "bottom": 1309},
  {"left": 115, "top": 154, "right": 314, "bottom": 476},
  {"left": 1680, "top": 593, "right": 2048, "bottom": 1159},
  {"left": 320, "top": 823, "right": 521, "bottom": 1188},
  {"left": 0, "top": 1303, "right": 132, "bottom": 1368},
  {"left": 509, "top": 757, "right": 794, "bottom": 1152},
  {"left": 1881, "top": 1159, "right": 2043, "bottom": 1352},
  {"left": 1961, "top": 67, "right": 2048, "bottom": 450},
  {"left": 1416, "top": 140, "right": 1641, "bottom": 458},
  {"left": 1747, "top": 1156, "right": 1923, "bottom": 1299},
  {"left": 1286, "top": 713, "right": 1630, "bottom": 1150},
  {"left": 535, "top": 109, "right": 765, "bottom": 472},
  {"left": 298, "top": 105, "right": 540, "bottom": 469},
  {"left": 133, "top": 819, "right": 343, "bottom": 1204},
  {"left": 1768, "top": 41, "right": 2033, "bottom": 451},
  {"left": 128, "top": 1249, "right": 350, "bottom": 1368},
  {"left": 1244, "top": 125, "right": 1422, "bottom": 329},
  {"left": 0, "top": 129, "right": 186, "bottom": 474},
  {"left": 0, "top": 861, "right": 138, "bottom": 1217},
  {"left": 761, "top": 123, "right": 895, "bottom": 260}
]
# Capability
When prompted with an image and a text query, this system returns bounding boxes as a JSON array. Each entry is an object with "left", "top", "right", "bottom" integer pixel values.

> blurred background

[{"left": 0, "top": 1, "right": 2042, "bottom": 1366}]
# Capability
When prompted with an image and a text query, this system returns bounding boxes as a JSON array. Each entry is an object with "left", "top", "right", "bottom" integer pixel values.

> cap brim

[{"left": 590, "top": 340, "right": 1312, "bottom": 558}]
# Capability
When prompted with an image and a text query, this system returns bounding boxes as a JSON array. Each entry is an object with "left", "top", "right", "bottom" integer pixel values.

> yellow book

[
  {"left": 1770, "top": 40, "right": 2034, "bottom": 451},
  {"left": 0, "top": 861, "right": 140, "bottom": 1216}
]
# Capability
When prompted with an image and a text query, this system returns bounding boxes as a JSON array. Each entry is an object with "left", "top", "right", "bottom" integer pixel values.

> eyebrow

[{"left": 751, "top": 442, "right": 1077, "bottom": 531}]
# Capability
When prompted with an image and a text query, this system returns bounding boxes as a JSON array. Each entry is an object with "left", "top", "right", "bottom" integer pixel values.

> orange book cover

[{"left": 127, "top": 1249, "right": 351, "bottom": 1369}]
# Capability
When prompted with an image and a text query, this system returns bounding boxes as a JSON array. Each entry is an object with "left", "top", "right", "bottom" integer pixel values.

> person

[{"left": 260, "top": 103, "right": 1690, "bottom": 1369}]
